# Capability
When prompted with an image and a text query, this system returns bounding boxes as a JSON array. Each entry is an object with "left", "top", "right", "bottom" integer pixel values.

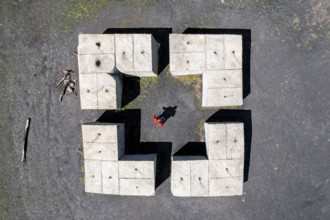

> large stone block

[
  {"left": 82, "top": 123, "right": 124, "bottom": 143},
  {"left": 119, "top": 179, "right": 155, "bottom": 196},
  {"left": 97, "top": 73, "right": 122, "bottom": 109},
  {"left": 205, "top": 123, "right": 227, "bottom": 160},
  {"left": 206, "top": 35, "right": 225, "bottom": 70},
  {"left": 132, "top": 34, "right": 159, "bottom": 76},
  {"left": 115, "top": 34, "right": 159, "bottom": 77},
  {"left": 79, "top": 73, "right": 98, "bottom": 109},
  {"left": 209, "top": 159, "right": 244, "bottom": 178},
  {"left": 78, "top": 54, "right": 115, "bottom": 74},
  {"left": 202, "top": 87, "right": 243, "bottom": 107},
  {"left": 101, "top": 161, "right": 119, "bottom": 194},
  {"left": 78, "top": 34, "right": 115, "bottom": 54},
  {"left": 224, "top": 35, "right": 242, "bottom": 70},
  {"left": 171, "top": 157, "right": 191, "bottom": 196},
  {"left": 84, "top": 160, "right": 102, "bottom": 193},
  {"left": 203, "top": 70, "right": 242, "bottom": 88},
  {"left": 209, "top": 177, "right": 243, "bottom": 196},
  {"left": 115, "top": 34, "right": 134, "bottom": 72},
  {"left": 83, "top": 142, "right": 120, "bottom": 161},
  {"left": 226, "top": 123, "right": 244, "bottom": 159},
  {"left": 170, "top": 52, "right": 205, "bottom": 75},
  {"left": 118, "top": 154, "right": 156, "bottom": 179},
  {"left": 190, "top": 159, "right": 209, "bottom": 197},
  {"left": 170, "top": 34, "right": 205, "bottom": 52}
]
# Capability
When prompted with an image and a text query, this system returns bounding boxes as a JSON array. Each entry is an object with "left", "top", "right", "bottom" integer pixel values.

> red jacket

[{"left": 153, "top": 114, "right": 164, "bottom": 127}]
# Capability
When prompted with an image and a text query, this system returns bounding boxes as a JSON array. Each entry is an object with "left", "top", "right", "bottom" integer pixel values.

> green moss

[
  {"left": 140, "top": 77, "right": 159, "bottom": 89},
  {"left": 173, "top": 74, "right": 202, "bottom": 87},
  {"left": 51, "top": 0, "right": 110, "bottom": 34},
  {"left": 116, "top": 0, "right": 156, "bottom": 11}
]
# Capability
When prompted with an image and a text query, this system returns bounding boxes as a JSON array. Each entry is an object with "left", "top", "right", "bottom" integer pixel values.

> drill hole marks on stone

[{"left": 95, "top": 59, "right": 101, "bottom": 67}]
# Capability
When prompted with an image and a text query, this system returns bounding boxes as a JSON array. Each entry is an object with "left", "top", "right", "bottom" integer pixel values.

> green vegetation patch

[{"left": 51, "top": 0, "right": 110, "bottom": 34}]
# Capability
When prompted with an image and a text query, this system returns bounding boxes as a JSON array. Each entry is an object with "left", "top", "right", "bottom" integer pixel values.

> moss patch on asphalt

[
  {"left": 51, "top": 0, "right": 110, "bottom": 34},
  {"left": 173, "top": 74, "right": 202, "bottom": 101}
]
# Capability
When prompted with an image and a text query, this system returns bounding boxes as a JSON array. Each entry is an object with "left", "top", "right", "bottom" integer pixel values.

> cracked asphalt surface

[{"left": 0, "top": 0, "right": 329, "bottom": 219}]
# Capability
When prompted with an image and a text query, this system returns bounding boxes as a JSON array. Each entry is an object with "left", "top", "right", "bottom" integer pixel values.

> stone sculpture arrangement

[{"left": 78, "top": 32, "right": 246, "bottom": 197}]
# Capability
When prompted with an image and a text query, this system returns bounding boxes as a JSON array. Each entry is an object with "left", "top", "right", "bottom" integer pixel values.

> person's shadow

[{"left": 158, "top": 106, "right": 177, "bottom": 124}]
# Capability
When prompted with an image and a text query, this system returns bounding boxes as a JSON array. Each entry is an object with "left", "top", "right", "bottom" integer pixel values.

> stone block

[
  {"left": 115, "top": 34, "right": 134, "bottom": 72},
  {"left": 79, "top": 73, "right": 98, "bottom": 109},
  {"left": 224, "top": 35, "right": 242, "bottom": 70},
  {"left": 97, "top": 73, "right": 122, "bottom": 109},
  {"left": 132, "top": 34, "right": 159, "bottom": 76},
  {"left": 119, "top": 179, "right": 155, "bottom": 196},
  {"left": 226, "top": 123, "right": 244, "bottom": 159},
  {"left": 171, "top": 157, "right": 191, "bottom": 196},
  {"left": 202, "top": 87, "right": 243, "bottom": 107},
  {"left": 203, "top": 70, "right": 242, "bottom": 88},
  {"left": 209, "top": 159, "right": 244, "bottom": 178},
  {"left": 209, "top": 177, "right": 243, "bottom": 196},
  {"left": 170, "top": 34, "right": 205, "bottom": 52},
  {"left": 78, "top": 34, "right": 115, "bottom": 54},
  {"left": 169, "top": 34, "right": 185, "bottom": 52},
  {"left": 206, "top": 35, "right": 225, "bottom": 70},
  {"left": 205, "top": 123, "right": 227, "bottom": 160},
  {"left": 119, "top": 154, "right": 156, "bottom": 179},
  {"left": 84, "top": 160, "right": 102, "bottom": 193},
  {"left": 170, "top": 52, "right": 205, "bottom": 75},
  {"left": 190, "top": 159, "right": 209, "bottom": 197},
  {"left": 101, "top": 161, "right": 119, "bottom": 194},
  {"left": 78, "top": 54, "right": 115, "bottom": 74},
  {"left": 182, "top": 35, "right": 206, "bottom": 52},
  {"left": 83, "top": 142, "right": 120, "bottom": 161},
  {"left": 82, "top": 123, "right": 125, "bottom": 144}
]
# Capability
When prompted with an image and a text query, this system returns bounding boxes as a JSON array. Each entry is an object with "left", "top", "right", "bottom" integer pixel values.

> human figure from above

[{"left": 153, "top": 106, "right": 177, "bottom": 127}]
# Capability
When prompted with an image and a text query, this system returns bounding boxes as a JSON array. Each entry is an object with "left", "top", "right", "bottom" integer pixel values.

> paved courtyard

[{"left": 0, "top": 0, "right": 329, "bottom": 219}]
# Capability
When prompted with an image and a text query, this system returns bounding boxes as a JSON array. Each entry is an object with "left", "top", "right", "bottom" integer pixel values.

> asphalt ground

[{"left": 0, "top": 0, "right": 329, "bottom": 219}]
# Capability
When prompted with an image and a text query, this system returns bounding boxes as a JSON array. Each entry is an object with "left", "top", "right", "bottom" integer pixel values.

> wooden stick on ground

[{"left": 22, "top": 118, "right": 31, "bottom": 163}]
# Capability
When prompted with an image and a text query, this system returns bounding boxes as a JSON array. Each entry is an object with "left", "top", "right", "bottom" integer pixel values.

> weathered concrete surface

[
  {"left": 0, "top": 0, "right": 329, "bottom": 219},
  {"left": 79, "top": 73, "right": 122, "bottom": 109},
  {"left": 172, "top": 123, "right": 244, "bottom": 197},
  {"left": 115, "top": 34, "right": 159, "bottom": 77}
]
